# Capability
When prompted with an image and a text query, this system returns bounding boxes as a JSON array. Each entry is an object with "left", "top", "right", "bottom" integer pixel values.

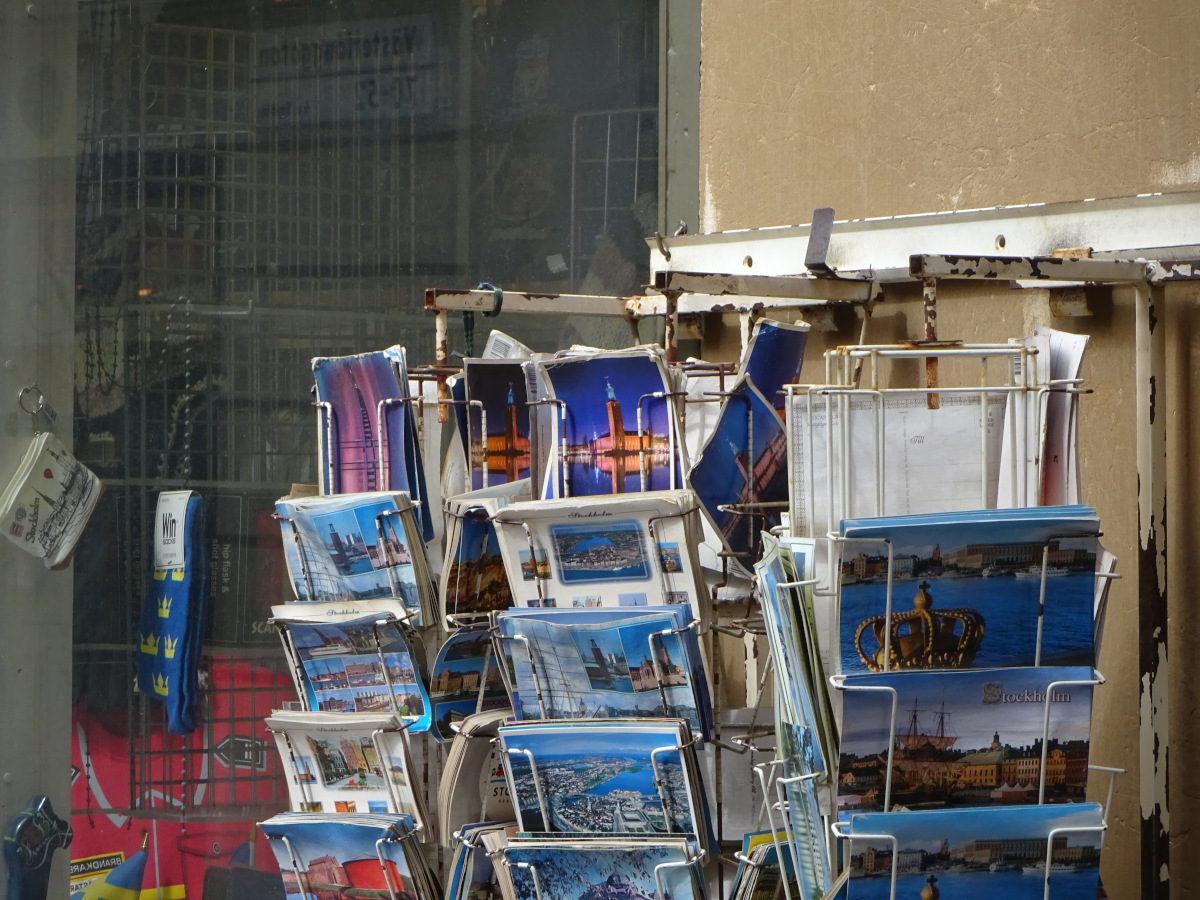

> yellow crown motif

[
  {"left": 140, "top": 634, "right": 159, "bottom": 655},
  {"left": 152, "top": 673, "right": 169, "bottom": 696},
  {"left": 172, "top": 569, "right": 185, "bottom": 582},
  {"left": 163, "top": 636, "right": 179, "bottom": 659},
  {"left": 158, "top": 597, "right": 172, "bottom": 618}
]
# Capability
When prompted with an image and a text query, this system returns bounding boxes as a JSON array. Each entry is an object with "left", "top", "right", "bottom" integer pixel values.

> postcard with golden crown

[
  {"left": 835, "top": 665, "right": 1097, "bottom": 815},
  {"left": 835, "top": 507, "right": 1102, "bottom": 675}
]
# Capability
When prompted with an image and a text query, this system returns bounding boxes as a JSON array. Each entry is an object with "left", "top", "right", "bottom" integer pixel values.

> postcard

[
  {"left": 689, "top": 376, "right": 788, "bottom": 575},
  {"left": 275, "top": 491, "right": 432, "bottom": 622},
  {"left": 836, "top": 666, "right": 1096, "bottom": 814},
  {"left": 538, "top": 347, "right": 685, "bottom": 498},
  {"left": 498, "top": 720, "right": 703, "bottom": 838},
  {"left": 271, "top": 604, "right": 431, "bottom": 730},
  {"left": 436, "top": 709, "right": 514, "bottom": 847},
  {"left": 491, "top": 491, "right": 710, "bottom": 627},
  {"left": 259, "top": 812, "right": 439, "bottom": 899},
  {"left": 836, "top": 508, "right": 1100, "bottom": 673},
  {"left": 755, "top": 534, "right": 830, "bottom": 778},
  {"left": 843, "top": 803, "right": 1104, "bottom": 900},
  {"left": 738, "top": 318, "right": 810, "bottom": 415},
  {"left": 494, "top": 607, "right": 711, "bottom": 738},
  {"left": 313, "top": 348, "right": 410, "bottom": 496},
  {"left": 429, "top": 628, "right": 510, "bottom": 743},
  {"left": 777, "top": 722, "right": 834, "bottom": 899},
  {"left": 265, "top": 710, "right": 427, "bottom": 827},
  {"left": 446, "top": 822, "right": 516, "bottom": 900},
  {"left": 501, "top": 839, "right": 702, "bottom": 900},
  {"left": 465, "top": 359, "right": 533, "bottom": 491},
  {"left": 732, "top": 832, "right": 799, "bottom": 900}
]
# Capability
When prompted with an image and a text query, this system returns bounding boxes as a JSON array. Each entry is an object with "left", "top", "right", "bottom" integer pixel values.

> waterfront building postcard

[
  {"left": 539, "top": 347, "right": 685, "bottom": 498},
  {"left": 276, "top": 492, "right": 425, "bottom": 618},
  {"left": 313, "top": 348, "right": 411, "bottom": 496},
  {"left": 498, "top": 721, "right": 702, "bottom": 838},
  {"left": 260, "top": 813, "right": 420, "bottom": 900},
  {"left": 837, "top": 510, "right": 1100, "bottom": 674},
  {"left": 837, "top": 666, "right": 1096, "bottom": 814},
  {"left": 271, "top": 602, "right": 431, "bottom": 731},
  {"left": 429, "top": 628, "right": 509, "bottom": 743},
  {"left": 495, "top": 607, "right": 710, "bottom": 738},
  {"left": 843, "top": 803, "right": 1104, "bottom": 900},
  {"left": 265, "top": 712, "right": 426, "bottom": 827},
  {"left": 738, "top": 318, "right": 810, "bottom": 416},
  {"left": 442, "top": 510, "right": 512, "bottom": 617},
  {"left": 689, "top": 376, "right": 788, "bottom": 574},
  {"left": 492, "top": 491, "right": 710, "bottom": 628},
  {"left": 465, "top": 359, "right": 532, "bottom": 491},
  {"left": 503, "top": 838, "right": 701, "bottom": 900}
]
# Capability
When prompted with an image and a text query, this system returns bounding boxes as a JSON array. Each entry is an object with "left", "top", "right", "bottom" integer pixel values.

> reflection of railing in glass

[{"left": 571, "top": 107, "right": 658, "bottom": 290}]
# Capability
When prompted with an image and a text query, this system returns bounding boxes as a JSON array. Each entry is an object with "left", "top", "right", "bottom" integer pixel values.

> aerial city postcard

[{"left": 498, "top": 721, "right": 701, "bottom": 837}]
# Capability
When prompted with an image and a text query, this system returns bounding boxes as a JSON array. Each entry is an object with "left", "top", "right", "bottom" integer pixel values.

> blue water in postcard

[
  {"left": 839, "top": 569, "right": 1094, "bottom": 673},
  {"left": 847, "top": 868, "right": 1098, "bottom": 900},
  {"left": 584, "top": 763, "right": 657, "bottom": 795}
]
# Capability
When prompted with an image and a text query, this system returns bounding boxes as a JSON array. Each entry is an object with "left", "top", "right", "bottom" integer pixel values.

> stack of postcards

[
  {"left": 810, "top": 506, "right": 1112, "bottom": 899},
  {"left": 257, "top": 348, "right": 446, "bottom": 900}
]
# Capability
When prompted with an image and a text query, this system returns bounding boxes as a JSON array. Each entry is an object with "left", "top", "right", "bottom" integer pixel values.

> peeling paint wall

[{"left": 699, "top": 0, "right": 1200, "bottom": 230}]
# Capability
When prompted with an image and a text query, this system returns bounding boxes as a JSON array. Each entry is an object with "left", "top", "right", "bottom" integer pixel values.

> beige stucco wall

[
  {"left": 697, "top": 3, "right": 1200, "bottom": 896},
  {"left": 699, "top": 0, "right": 1200, "bottom": 232}
]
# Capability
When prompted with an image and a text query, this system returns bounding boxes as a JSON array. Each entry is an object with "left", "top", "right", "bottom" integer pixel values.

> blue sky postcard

[
  {"left": 738, "top": 318, "right": 810, "bottom": 416},
  {"left": 837, "top": 512, "right": 1100, "bottom": 674},
  {"left": 498, "top": 720, "right": 700, "bottom": 838},
  {"left": 495, "top": 609, "right": 707, "bottom": 736},
  {"left": 843, "top": 803, "right": 1104, "bottom": 900},
  {"left": 265, "top": 710, "right": 426, "bottom": 826},
  {"left": 273, "top": 605, "right": 430, "bottom": 729},
  {"left": 502, "top": 838, "right": 701, "bottom": 900},
  {"left": 442, "top": 509, "right": 512, "bottom": 618},
  {"left": 428, "top": 628, "right": 509, "bottom": 743},
  {"left": 260, "top": 812, "right": 419, "bottom": 900},
  {"left": 837, "top": 666, "right": 1096, "bottom": 814},
  {"left": 688, "top": 376, "right": 787, "bottom": 575},
  {"left": 465, "top": 359, "right": 532, "bottom": 491},
  {"left": 276, "top": 492, "right": 423, "bottom": 614},
  {"left": 491, "top": 491, "right": 709, "bottom": 628},
  {"left": 539, "top": 347, "right": 685, "bottom": 498}
]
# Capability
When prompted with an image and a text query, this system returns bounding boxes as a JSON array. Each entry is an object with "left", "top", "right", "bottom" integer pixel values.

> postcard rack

[{"left": 499, "top": 848, "right": 709, "bottom": 900}]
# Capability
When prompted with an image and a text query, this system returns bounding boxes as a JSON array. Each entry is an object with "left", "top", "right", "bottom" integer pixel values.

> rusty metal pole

[
  {"left": 923, "top": 277, "right": 939, "bottom": 409},
  {"left": 1135, "top": 280, "right": 1168, "bottom": 899},
  {"left": 434, "top": 309, "right": 449, "bottom": 423}
]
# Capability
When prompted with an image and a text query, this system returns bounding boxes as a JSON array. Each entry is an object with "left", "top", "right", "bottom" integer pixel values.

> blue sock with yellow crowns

[{"left": 137, "top": 491, "right": 207, "bottom": 735}]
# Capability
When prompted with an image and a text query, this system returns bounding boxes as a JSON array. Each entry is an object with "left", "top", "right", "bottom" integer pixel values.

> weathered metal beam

[
  {"left": 652, "top": 270, "right": 874, "bottom": 302},
  {"left": 910, "top": 254, "right": 1151, "bottom": 283},
  {"left": 425, "top": 288, "right": 638, "bottom": 317},
  {"left": 1148, "top": 259, "right": 1200, "bottom": 283},
  {"left": 1135, "top": 282, "right": 1169, "bottom": 900}
]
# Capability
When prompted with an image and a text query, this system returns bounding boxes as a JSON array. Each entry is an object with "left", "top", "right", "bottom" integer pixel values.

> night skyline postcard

[
  {"left": 739, "top": 318, "right": 809, "bottom": 415},
  {"left": 837, "top": 517, "right": 1099, "bottom": 674},
  {"left": 313, "top": 349, "right": 410, "bottom": 496},
  {"left": 500, "top": 722, "right": 696, "bottom": 835},
  {"left": 503, "top": 839, "right": 700, "bottom": 900},
  {"left": 689, "top": 377, "right": 787, "bottom": 570},
  {"left": 541, "top": 350, "right": 683, "bottom": 497},
  {"left": 466, "top": 359, "right": 532, "bottom": 490},
  {"left": 845, "top": 804, "right": 1104, "bottom": 900},
  {"left": 838, "top": 666, "right": 1095, "bottom": 813}
]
